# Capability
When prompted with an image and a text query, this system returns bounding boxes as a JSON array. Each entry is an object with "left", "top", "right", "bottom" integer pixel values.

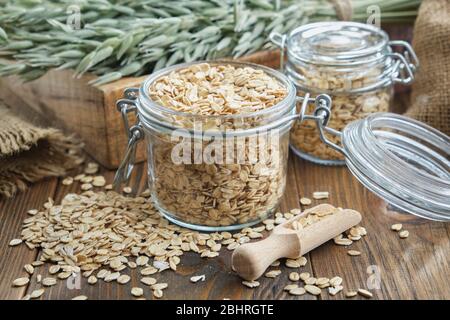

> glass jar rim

[
  {"left": 343, "top": 113, "right": 450, "bottom": 221},
  {"left": 137, "top": 60, "right": 297, "bottom": 125},
  {"left": 286, "top": 21, "right": 389, "bottom": 66}
]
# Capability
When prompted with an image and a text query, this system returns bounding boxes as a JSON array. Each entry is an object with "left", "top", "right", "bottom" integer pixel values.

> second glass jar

[{"left": 271, "top": 21, "right": 418, "bottom": 165}]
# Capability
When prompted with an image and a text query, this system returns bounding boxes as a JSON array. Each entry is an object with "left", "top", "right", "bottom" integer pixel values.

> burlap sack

[
  {"left": 0, "top": 102, "right": 84, "bottom": 197},
  {"left": 407, "top": 0, "right": 450, "bottom": 135}
]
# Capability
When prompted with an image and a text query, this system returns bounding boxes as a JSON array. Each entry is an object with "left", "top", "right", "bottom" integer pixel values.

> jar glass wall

[
  {"left": 136, "top": 61, "right": 297, "bottom": 231},
  {"left": 271, "top": 22, "right": 417, "bottom": 165},
  {"left": 145, "top": 126, "right": 290, "bottom": 231}
]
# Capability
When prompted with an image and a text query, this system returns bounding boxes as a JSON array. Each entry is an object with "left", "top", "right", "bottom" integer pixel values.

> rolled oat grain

[
  {"left": 12, "top": 277, "right": 29, "bottom": 287},
  {"left": 30, "top": 289, "right": 45, "bottom": 299},
  {"left": 242, "top": 280, "right": 260, "bottom": 288},
  {"left": 399, "top": 230, "right": 409, "bottom": 239},
  {"left": 305, "top": 284, "right": 321, "bottom": 296},
  {"left": 357, "top": 289, "right": 373, "bottom": 298},
  {"left": 131, "top": 287, "right": 144, "bottom": 297},
  {"left": 289, "top": 272, "right": 300, "bottom": 281},
  {"left": 289, "top": 287, "right": 306, "bottom": 296}
]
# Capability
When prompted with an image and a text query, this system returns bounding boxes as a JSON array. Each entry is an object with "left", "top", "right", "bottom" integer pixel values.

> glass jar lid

[
  {"left": 287, "top": 21, "right": 389, "bottom": 65},
  {"left": 342, "top": 113, "right": 450, "bottom": 221}
]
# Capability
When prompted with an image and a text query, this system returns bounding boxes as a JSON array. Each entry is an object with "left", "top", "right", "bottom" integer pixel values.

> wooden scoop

[{"left": 231, "top": 204, "right": 362, "bottom": 281}]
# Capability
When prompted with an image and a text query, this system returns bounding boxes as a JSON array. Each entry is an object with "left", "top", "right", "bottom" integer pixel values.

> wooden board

[
  {"left": 0, "top": 153, "right": 448, "bottom": 300},
  {"left": 0, "top": 50, "right": 280, "bottom": 169}
]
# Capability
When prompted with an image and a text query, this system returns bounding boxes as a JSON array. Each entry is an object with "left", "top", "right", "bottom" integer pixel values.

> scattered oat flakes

[
  {"left": 305, "top": 284, "right": 321, "bottom": 296},
  {"left": 141, "top": 277, "right": 157, "bottom": 286},
  {"left": 285, "top": 259, "right": 301, "bottom": 268},
  {"left": 9, "top": 239, "right": 22, "bottom": 246},
  {"left": 345, "top": 291, "right": 358, "bottom": 298},
  {"left": 136, "top": 256, "right": 149, "bottom": 266},
  {"left": 270, "top": 260, "right": 280, "bottom": 267},
  {"left": 81, "top": 183, "right": 93, "bottom": 191},
  {"left": 298, "top": 256, "right": 307, "bottom": 266},
  {"left": 289, "top": 287, "right": 306, "bottom": 296},
  {"left": 313, "top": 191, "right": 329, "bottom": 200},
  {"left": 87, "top": 276, "right": 97, "bottom": 285},
  {"left": 131, "top": 287, "right": 144, "bottom": 297},
  {"left": 84, "top": 162, "right": 99, "bottom": 174},
  {"left": 74, "top": 174, "right": 85, "bottom": 181},
  {"left": 300, "top": 197, "right": 312, "bottom": 205},
  {"left": 357, "top": 288, "right": 373, "bottom": 298},
  {"left": 329, "top": 276, "right": 342, "bottom": 287},
  {"left": 62, "top": 177, "right": 74, "bottom": 185},
  {"left": 284, "top": 284, "right": 298, "bottom": 291},
  {"left": 347, "top": 250, "right": 361, "bottom": 256},
  {"left": 153, "top": 260, "right": 170, "bottom": 272},
  {"left": 141, "top": 267, "right": 158, "bottom": 276},
  {"left": 265, "top": 270, "right": 282, "bottom": 278},
  {"left": 117, "top": 275, "right": 131, "bottom": 284},
  {"left": 190, "top": 275, "right": 206, "bottom": 283},
  {"left": 104, "top": 272, "right": 120, "bottom": 282},
  {"left": 304, "top": 277, "right": 317, "bottom": 285},
  {"left": 289, "top": 272, "right": 300, "bottom": 281},
  {"left": 153, "top": 289, "right": 163, "bottom": 298},
  {"left": 41, "top": 278, "right": 56, "bottom": 287},
  {"left": 316, "top": 277, "right": 330, "bottom": 287},
  {"left": 152, "top": 283, "right": 168, "bottom": 291},
  {"left": 27, "top": 209, "right": 38, "bottom": 215},
  {"left": 24, "top": 264, "right": 34, "bottom": 275},
  {"left": 123, "top": 186, "right": 132, "bottom": 194},
  {"left": 299, "top": 272, "right": 310, "bottom": 281},
  {"left": 72, "top": 295, "right": 88, "bottom": 300},
  {"left": 30, "top": 289, "right": 45, "bottom": 299},
  {"left": 391, "top": 223, "right": 402, "bottom": 231},
  {"left": 49, "top": 265, "right": 60, "bottom": 274},
  {"left": 334, "top": 236, "right": 353, "bottom": 246},
  {"left": 12, "top": 277, "right": 29, "bottom": 287},
  {"left": 399, "top": 230, "right": 409, "bottom": 239},
  {"left": 328, "top": 285, "right": 343, "bottom": 296},
  {"left": 32, "top": 261, "right": 44, "bottom": 267},
  {"left": 58, "top": 272, "right": 71, "bottom": 280},
  {"left": 242, "top": 280, "right": 260, "bottom": 288},
  {"left": 92, "top": 176, "right": 106, "bottom": 187}
]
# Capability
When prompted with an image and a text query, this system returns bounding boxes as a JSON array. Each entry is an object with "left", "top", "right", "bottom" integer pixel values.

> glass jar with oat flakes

[
  {"left": 114, "top": 61, "right": 333, "bottom": 231},
  {"left": 270, "top": 22, "right": 419, "bottom": 165}
]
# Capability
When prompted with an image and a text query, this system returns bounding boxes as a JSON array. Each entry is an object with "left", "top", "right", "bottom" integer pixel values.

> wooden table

[{"left": 1, "top": 151, "right": 449, "bottom": 300}]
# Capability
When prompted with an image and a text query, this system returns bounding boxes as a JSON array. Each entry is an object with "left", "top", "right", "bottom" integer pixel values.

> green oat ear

[{"left": 0, "top": 0, "right": 420, "bottom": 85}]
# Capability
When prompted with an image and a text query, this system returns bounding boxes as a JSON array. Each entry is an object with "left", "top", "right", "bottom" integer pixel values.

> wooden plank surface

[
  {"left": 0, "top": 153, "right": 448, "bottom": 300},
  {"left": 0, "top": 179, "right": 57, "bottom": 299}
]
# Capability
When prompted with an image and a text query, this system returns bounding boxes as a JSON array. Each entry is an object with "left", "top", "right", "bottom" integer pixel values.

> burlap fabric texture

[
  {"left": 407, "top": 0, "right": 450, "bottom": 135},
  {"left": 0, "top": 102, "right": 84, "bottom": 197}
]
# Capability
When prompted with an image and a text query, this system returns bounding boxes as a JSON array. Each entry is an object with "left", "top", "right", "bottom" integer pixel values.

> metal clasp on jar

[
  {"left": 388, "top": 40, "right": 419, "bottom": 84},
  {"left": 114, "top": 87, "right": 144, "bottom": 189},
  {"left": 296, "top": 93, "right": 345, "bottom": 156}
]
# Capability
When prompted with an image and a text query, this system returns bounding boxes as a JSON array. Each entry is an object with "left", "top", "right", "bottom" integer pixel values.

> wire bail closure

[
  {"left": 269, "top": 32, "right": 286, "bottom": 72},
  {"left": 297, "top": 93, "right": 345, "bottom": 156},
  {"left": 388, "top": 40, "right": 419, "bottom": 84},
  {"left": 113, "top": 87, "right": 144, "bottom": 189}
]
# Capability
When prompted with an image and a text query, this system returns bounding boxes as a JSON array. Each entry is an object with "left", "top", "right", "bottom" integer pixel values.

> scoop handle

[
  {"left": 231, "top": 232, "right": 300, "bottom": 281},
  {"left": 232, "top": 208, "right": 362, "bottom": 281}
]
